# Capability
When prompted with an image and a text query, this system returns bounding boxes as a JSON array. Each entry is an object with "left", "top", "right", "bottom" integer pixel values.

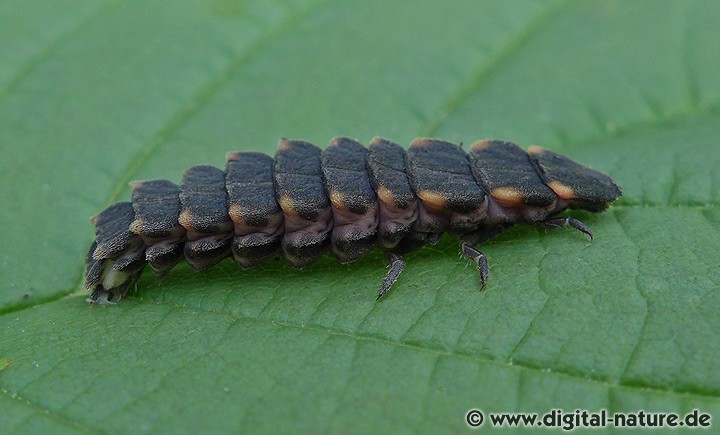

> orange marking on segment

[
  {"left": 418, "top": 190, "right": 448, "bottom": 209},
  {"left": 471, "top": 139, "right": 493, "bottom": 151},
  {"left": 129, "top": 219, "right": 145, "bottom": 235},
  {"left": 228, "top": 204, "right": 245, "bottom": 224},
  {"left": 369, "top": 136, "right": 385, "bottom": 146},
  {"left": 179, "top": 210, "right": 193, "bottom": 228},
  {"left": 278, "top": 138, "right": 292, "bottom": 151},
  {"left": 376, "top": 186, "right": 394, "bottom": 206},
  {"left": 410, "top": 138, "right": 433, "bottom": 149},
  {"left": 329, "top": 190, "right": 349, "bottom": 213},
  {"left": 278, "top": 194, "right": 298, "bottom": 217},
  {"left": 129, "top": 181, "right": 143, "bottom": 190},
  {"left": 226, "top": 151, "right": 242, "bottom": 161},
  {"left": 179, "top": 210, "right": 204, "bottom": 239},
  {"left": 491, "top": 187, "right": 524, "bottom": 207},
  {"left": 527, "top": 145, "right": 545, "bottom": 155},
  {"left": 548, "top": 180, "right": 576, "bottom": 199}
]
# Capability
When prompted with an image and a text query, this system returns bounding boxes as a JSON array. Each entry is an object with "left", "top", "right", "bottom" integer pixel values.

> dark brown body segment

[
  {"left": 130, "top": 180, "right": 184, "bottom": 238},
  {"left": 273, "top": 139, "right": 332, "bottom": 267},
  {"left": 179, "top": 165, "right": 233, "bottom": 270},
  {"left": 85, "top": 202, "right": 146, "bottom": 300},
  {"left": 83, "top": 241, "right": 104, "bottom": 290},
  {"left": 367, "top": 137, "right": 418, "bottom": 248},
  {"left": 130, "top": 180, "right": 185, "bottom": 274},
  {"left": 91, "top": 201, "right": 143, "bottom": 261},
  {"left": 321, "top": 137, "right": 379, "bottom": 262},
  {"left": 406, "top": 138, "right": 486, "bottom": 233},
  {"left": 226, "top": 152, "right": 283, "bottom": 267},
  {"left": 528, "top": 146, "right": 622, "bottom": 211},
  {"left": 469, "top": 140, "right": 555, "bottom": 208}
]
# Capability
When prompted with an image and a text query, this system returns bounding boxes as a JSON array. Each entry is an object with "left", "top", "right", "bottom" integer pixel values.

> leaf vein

[
  {"left": 103, "top": 0, "right": 333, "bottom": 206},
  {"left": 0, "top": 388, "right": 98, "bottom": 434},
  {"left": 0, "top": 0, "right": 125, "bottom": 99},
  {"left": 121, "top": 299, "right": 720, "bottom": 399},
  {"left": 613, "top": 210, "right": 648, "bottom": 384},
  {"left": 421, "top": 0, "right": 575, "bottom": 136}
]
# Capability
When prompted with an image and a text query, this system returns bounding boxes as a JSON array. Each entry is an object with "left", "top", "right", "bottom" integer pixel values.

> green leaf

[{"left": 1, "top": 0, "right": 719, "bottom": 433}]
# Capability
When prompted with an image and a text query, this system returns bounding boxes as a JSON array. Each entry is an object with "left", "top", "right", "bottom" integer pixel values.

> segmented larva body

[{"left": 84, "top": 137, "right": 621, "bottom": 304}]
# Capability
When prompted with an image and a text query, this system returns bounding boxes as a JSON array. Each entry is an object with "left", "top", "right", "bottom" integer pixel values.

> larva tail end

[
  {"left": 87, "top": 289, "right": 117, "bottom": 306},
  {"left": 84, "top": 259, "right": 141, "bottom": 306}
]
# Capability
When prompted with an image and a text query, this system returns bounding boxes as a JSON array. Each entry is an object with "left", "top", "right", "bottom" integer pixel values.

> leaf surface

[{"left": 1, "top": 0, "right": 719, "bottom": 433}]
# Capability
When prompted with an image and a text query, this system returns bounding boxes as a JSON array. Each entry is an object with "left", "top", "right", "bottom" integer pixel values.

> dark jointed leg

[
  {"left": 460, "top": 242, "right": 489, "bottom": 289},
  {"left": 377, "top": 252, "right": 405, "bottom": 300},
  {"left": 459, "top": 226, "right": 508, "bottom": 289},
  {"left": 461, "top": 225, "right": 507, "bottom": 247},
  {"left": 541, "top": 216, "right": 593, "bottom": 240},
  {"left": 378, "top": 227, "right": 505, "bottom": 299}
]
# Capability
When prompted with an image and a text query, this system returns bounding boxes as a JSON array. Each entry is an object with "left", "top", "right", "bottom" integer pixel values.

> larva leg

[
  {"left": 460, "top": 242, "right": 489, "bottom": 289},
  {"left": 459, "top": 227, "right": 508, "bottom": 289},
  {"left": 377, "top": 252, "right": 405, "bottom": 300},
  {"left": 541, "top": 216, "right": 593, "bottom": 241},
  {"left": 461, "top": 226, "right": 507, "bottom": 247}
]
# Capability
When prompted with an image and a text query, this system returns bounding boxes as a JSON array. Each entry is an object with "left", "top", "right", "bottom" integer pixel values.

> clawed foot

[
  {"left": 460, "top": 242, "right": 489, "bottom": 289},
  {"left": 541, "top": 216, "right": 593, "bottom": 240},
  {"left": 377, "top": 252, "right": 405, "bottom": 300}
]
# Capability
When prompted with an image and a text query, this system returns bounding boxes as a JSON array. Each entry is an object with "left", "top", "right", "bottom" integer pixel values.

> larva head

[{"left": 528, "top": 146, "right": 622, "bottom": 212}]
